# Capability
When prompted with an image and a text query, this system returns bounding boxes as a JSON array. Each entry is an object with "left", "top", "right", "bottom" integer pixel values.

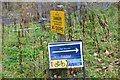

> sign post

[
  {"left": 49, "top": 7, "right": 66, "bottom": 78},
  {"left": 49, "top": 5, "right": 66, "bottom": 78}
]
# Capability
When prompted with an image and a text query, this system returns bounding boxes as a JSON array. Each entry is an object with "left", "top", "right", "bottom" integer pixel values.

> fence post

[
  {"left": 1, "top": 16, "right": 4, "bottom": 78},
  {"left": 77, "top": 1, "right": 81, "bottom": 22},
  {"left": 17, "top": 31, "right": 23, "bottom": 74},
  {"left": 2, "top": 16, "right": 4, "bottom": 54}
]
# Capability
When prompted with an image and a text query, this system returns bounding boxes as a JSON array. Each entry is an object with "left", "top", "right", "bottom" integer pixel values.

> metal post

[
  {"left": 82, "top": 41, "right": 86, "bottom": 80},
  {"left": 82, "top": 67, "right": 86, "bottom": 80},
  {"left": 36, "top": 0, "right": 42, "bottom": 22},
  {"left": 49, "top": 70, "right": 53, "bottom": 79}
]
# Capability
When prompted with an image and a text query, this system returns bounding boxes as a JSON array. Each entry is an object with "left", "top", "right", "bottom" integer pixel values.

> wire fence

[{"left": 1, "top": 2, "right": 119, "bottom": 78}]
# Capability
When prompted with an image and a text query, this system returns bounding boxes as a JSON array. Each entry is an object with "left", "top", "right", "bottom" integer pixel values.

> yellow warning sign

[
  {"left": 49, "top": 59, "right": 68, "bottom": 69},
  {"left": 50, "top": 10, "right": 65, "bottom": 34}
]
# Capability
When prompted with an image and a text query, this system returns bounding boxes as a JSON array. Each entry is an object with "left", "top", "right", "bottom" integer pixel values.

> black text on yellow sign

[
  {"left": 50, "top": 10, "right": 65, "bottom": 34},
  {"left": 49, "top": 59, "right": 68, "bottom": 69}
]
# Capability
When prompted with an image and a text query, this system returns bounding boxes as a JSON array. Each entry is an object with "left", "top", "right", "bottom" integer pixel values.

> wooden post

[
  {"left": 14, "top": 18, "right": 17, "bottom": 30},
  {"left": 1, "top": 16, "right": 4, "bottom": 78},
  {"left": 33, "top": 37, "right": 36, "bottom": 78},
  {"left": 57, "top": 4, "right": 66, "bottom": 42},
  {"left": 17, "top": 31, "right": 22, "bottom": 74},
  {"left": 57, "top": 33, "right": 66, "bottom": 41},
  {"left": 2, "top": 16, "right": 4, "bottom": 54}
]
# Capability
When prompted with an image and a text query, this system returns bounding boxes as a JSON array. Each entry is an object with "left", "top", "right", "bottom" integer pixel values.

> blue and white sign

[{"left": 48, "top": 41, "right": 84, "bottom": 69}]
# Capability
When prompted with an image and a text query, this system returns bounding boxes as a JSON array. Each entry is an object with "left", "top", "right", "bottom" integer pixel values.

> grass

[{"left": 2, "top": 3, "right": 119, "bottom": 78}]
